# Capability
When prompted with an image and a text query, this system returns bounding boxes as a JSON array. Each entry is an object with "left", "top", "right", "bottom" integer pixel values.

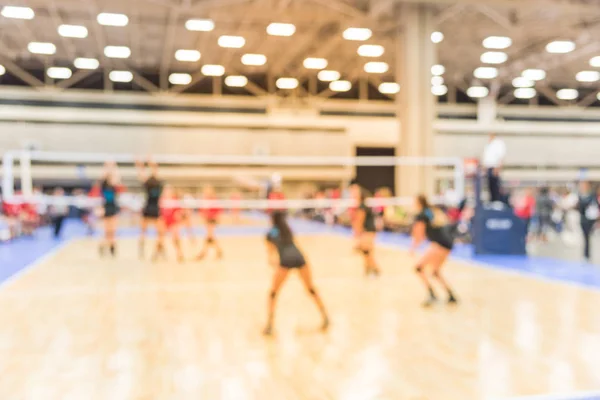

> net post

[
  {"left": 2, "top": 151, "right": 15, "bottom": 199},
  {"left": 20, "top": 151, "right": 33, "bottom": 197}
]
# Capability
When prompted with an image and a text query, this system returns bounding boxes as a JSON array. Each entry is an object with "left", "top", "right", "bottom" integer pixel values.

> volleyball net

[{"left": 1, "top": 150, "right": 466, "bottom": 212}]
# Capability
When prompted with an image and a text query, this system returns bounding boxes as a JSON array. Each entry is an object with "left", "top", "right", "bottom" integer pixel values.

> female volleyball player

[
  {"left": 410, "top": 195, "right": 458, "bottom": 307},
  {"left": 99, "top": 161, "right": 122, "bottom": 257},
  {"left": 196, "top": 186, "right": 223, "bottom": 260},
  {"left": 136, "top": 158, "right": 165, "bottom": 259},
  {"left": 159, "top": 185, "right": 185, "bottom": 262},
  {"left": 263, "top": 211, "right": 329, "bottom": 336},
  {"left": 352, "top": 185, "right": 381, "bottom": 276}
]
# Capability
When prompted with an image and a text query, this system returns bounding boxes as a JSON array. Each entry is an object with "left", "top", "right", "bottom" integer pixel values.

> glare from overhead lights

[
  {"left": 74, "top": 57, "right": 99, "bottom": 70},
  {"left": 431, "top": 31, "right": 444, "bottom": 44},
  {"left": 597, "top": 92, "right": 600, "bottom": 101},
  {"left": 483, "top": 36, "right": 512, "bottom": 49},
  {"left": 241, "top": 53, "right": 267, "bottom": 66},
  {"left": 97, "top": 13, "right": 129, "bottom": 27},
  {"left": 185, "top": 19, "right": 214, "bottom": 31},
  {"left": 467, "top": 86, "right": 489, "bottom": 98},
  {"left": 276, "top": 77, "right": 298, "bottom": 89},
  {"left": 364, "top": 61, "right": 389, "bottom": 74},
  {"left": 522, "top": 69, "right": 546, "bottom": 81},
  {"left": 169, "top": 73, "right": 192, "bottom": 85},
  {"left": 512, "top": 77, "right": 534, "bottom": 88},
  {"left": 432, "top": 85, "right": 448, "bottom": 96},
  {"left": 357, "top": 44, "right": 384, "bottom": 57},
  {"left": 343, "top": 27, "right": 372, "bottom": 41},
  {"left": 514, "top": 88, "right": 536, "bottom": 99},
  {"left": 318, "top": 70, "right": 340, "bottom": 82},
  {"left": 1, "top": 6, "right": 34, "bottom": 20},
  {"left": 201, "top": 64, "right": 225, "bottom": 76},
  {"left": 576, "top": 70, "right": 600, "bottom": 83},
  {"left": 556, "top": 88, "right": 578, "bottom": 100},
  {"left": 480, "top": 51, "right": 508, "bottom": 64},
  {"left": 474, "top": 66, "right": 498, "bottom": 79},
  {"left": 104, "top": 45, "right": 131, "bottom": 59},
  {"left": 329, "top": 80, "right": 352, "bottom": 92},
  {"left": 225, "top": 75, "right": 248, "bottom": 87},
  {"left": 0, "top": 65, "right": 5, "bottom": 76},
  {"left": 47, "top": 67, "right": 72, "bottom": 80},
  {"left": 546, "top": 40, "right": 576, "bottom": 54},
  {"left": 218, "top": 35, "right": 245, "bottom": 48},
  {"left": 109, "top": 70, "right": 133, "bottom": 83},
  {"left": 590, "top": 56, "right": 600, "bottom": 67},
  {"left": 431, "top": 76, "right": 444, "bottom": 86},
  {"left": 267, "top": 22, "right": 295, "bottom": 37},
  {"left": 303, "top": 57, "right": 328, "bottom": 70},
  {"left": 28, "top": 42, "right": 56, "bottom": 55},
  {"left": 58, "top": 24, "right": 88, "bottom": 38},
  {"left": 175, "top": 49, "right": 201, "bottom": 62},
  {"left": 378, "top": 82, "right": 400, "bottom": 94},
  {"left": 431, "top": 64, "right": 445, "bottom": 76}
]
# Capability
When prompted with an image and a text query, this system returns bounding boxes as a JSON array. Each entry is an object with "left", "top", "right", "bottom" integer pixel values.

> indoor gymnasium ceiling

[{"left": 2, "top": 0, "right": 600, "bottom": 105}]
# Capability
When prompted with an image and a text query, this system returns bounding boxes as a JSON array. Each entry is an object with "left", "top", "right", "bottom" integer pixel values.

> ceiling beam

[
  {"left": 0, "top": 54, "right": 46, "bottom": 88},
  {"left": 160, "top": 8, "right": 182, "bottom": 90},
  {"left": 56, "top": 69, "right": 96, "bottom": 89}
]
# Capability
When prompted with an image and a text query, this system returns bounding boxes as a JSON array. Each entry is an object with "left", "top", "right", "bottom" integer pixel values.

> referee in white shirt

[{"left": 482, "top": 133, "right": 506, "bottom": 203}]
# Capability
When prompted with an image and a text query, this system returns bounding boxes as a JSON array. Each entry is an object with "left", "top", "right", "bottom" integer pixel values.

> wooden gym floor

[{"left": 0, "top": 234, "right": 599, "bottom": 400}]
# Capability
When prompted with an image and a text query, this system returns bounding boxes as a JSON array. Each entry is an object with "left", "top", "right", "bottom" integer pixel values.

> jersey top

[
  {"left": 359, "top": 202, "right": 376, "bottom": 232},
  {"left": 415, "top": 208, "right": 454, "bottom": 248},
  {"left": 144, "top": 178, "right": 163, "bottom": 209}
]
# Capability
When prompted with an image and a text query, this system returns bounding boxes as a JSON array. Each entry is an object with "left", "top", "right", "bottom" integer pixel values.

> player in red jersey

[
  {"left": 158, "top": 185, "right": 184, "bottom": 263},
  {"left": 196, "top": 186, "right": 223, "bottom": 260}
]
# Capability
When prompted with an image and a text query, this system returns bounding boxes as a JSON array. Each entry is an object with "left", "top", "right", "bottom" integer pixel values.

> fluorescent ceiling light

[
  {"left": 512, "top": 77, "right": 534, "bottom": 88},
  {"left": 431, "top": 64, "right": 445, "bottom": 76},
  {"left": 576, "top": 70, "right": 600, "bottom": 83},
  {"left": 0, "top": 65, "right": 5, "bottom": 76},
  {"left": 276, "top": 77, "right": 298, "bottom": 89},
  {"left": 267, "top": 22, "right": 295, "bottom": 37},
  {"left": 431, "top": 76, "right": 444, "bottom": 86},
  {"left": 241, "top": 53, "right": 266, "bottom": 66},
  {"left": 175, "top": 49, "right": 201, "bottom": 62},
  {"left": 483, "top": 36, "right": 512, "bottom": 49},
  {"left": 218, "top": 35, "right": 245, "bottom": 49},
  {"left": 522, "top": 69, "right": 546, "bottom": 81},
  {"left": 343, "top": 27, "right": 372, "bottom": 41},
  {"left": 74, "top": 58, "right": 99, "bottom": 70},
  {"left": 474, "top": 66, "right": 498, "bottom": 79},
  {"left": 514, "top": 88, "right": 536, "bottom": 99},
  {"left": 28, "top": 42, "right": 56, "bottom": 55},
  {"left": 329, "top": 80, "right": 352, "bottom": 92},
  {"left": 47, "top": 67, "right": 72, "bottom": 80},
  {"left": 169, "top": 73, "right": 192, "bottom": 85},
  {"left": 104, "top": 45, "right": 131, "bottom": 59},
  {"left": 225, "top": 75, "right": 248, "bottom": 87},
  {"left": 378, "top": 82, "right": 400, "bottom": 94},
  {"left": 590, "top": 56, "right": 600, "bottom": 67},
  {"left": 303, "top": 57, "right": 328, "bottom": 70},
  {"left": 467, "top": 86, "right": 489, "bottom": 98},
  {"left": 556, "top": 88, "right": 578, "bottom": 100},
  {"left": 364, "top": 61, "right": 388, "bottom": 74},
  {"left": 431, "top": 31, "right": 444, "bottom": 44},
  {"left": 185, "top": 19, "right": 214, "bottom": 31},
  {"left": 358, "top": 44, "right": 384, "bottom": 57},
  {"left": 480, "top": 51, "right": 508, "bottom": 64},
  {"left": 317, "top": 70, "right": 340, "bottom": 82},
  {"left": 109, "top": 70, "right": 133, "bottom": 83},
  {"left": 58, "top": 24, "right": 88, "bottom": 38},
  {"left": 432, "top": 85, "right": 448, "bottom": 96},
  {"left": 201, "top": 64, "right": 225, "bottom": 76},
  {"left": 546, "top": 40, "right": 575, "bottom": 54},
  {"left": 1, "top": 6, "right": 34, "bottom": 19},
  {"left": 97, "top": 13, "right": 128, "bottom": 27}
]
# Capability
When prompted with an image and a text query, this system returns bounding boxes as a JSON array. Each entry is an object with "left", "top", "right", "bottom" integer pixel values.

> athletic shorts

[
  {"left": 280, "top": 246, "right": 306, "bottom": 269},
  {"left": 432, "top": 238, "right": 454, "bottom": 251},
  {"left": 143, "top": 205, "right": 161, "bottom": 219},
  {"left": 104, "top": 205, "right": 119, "bottom": 218},
  {"left": 206, "top": 217, "right": 218, "bottom": 225}
]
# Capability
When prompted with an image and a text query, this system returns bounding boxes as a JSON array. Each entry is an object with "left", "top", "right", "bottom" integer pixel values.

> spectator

[
  {"left": 576, "top": 181, "right": 598, "bottom": 262},
  {"left": 49, "top": 188, "right": 70, "bottom": 239},
  {"left": 514, "top": 188, "right": 535, "bottom": 237},
  {"left": 482, "top": 133, "right": 506, "bottom": 203},
  {"left": 534, "top": 187, "right": 554, "bottom": 242}
]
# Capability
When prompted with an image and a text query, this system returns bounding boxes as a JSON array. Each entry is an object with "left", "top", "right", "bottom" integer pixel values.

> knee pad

[
  {"left": 270, "top": 291, "right": 277, "bottom": 300},
  {"left": 308, "top": 288, "right": 316, "bottom": 296},
  {"left": 432, "top": 269, "right": 440, "bottom": 278},
  {"left": 206, "top": 237, "right": 215, "bottom": 244},
  {"left": 415, "top": 264, "right": 424, "bottom": 273},
  {"left": 362, "top": 249, "right": 371, "bottom": 256}
]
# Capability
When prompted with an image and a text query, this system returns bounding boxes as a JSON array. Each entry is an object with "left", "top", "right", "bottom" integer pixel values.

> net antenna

[{"left": 2, "top": 149, "right": 465, "bottom": 204}]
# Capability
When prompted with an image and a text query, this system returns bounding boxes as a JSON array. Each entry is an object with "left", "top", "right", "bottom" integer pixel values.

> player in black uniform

[
  {"left": 263, "top": 212, "right": 329, "bottom": 336},
  {"left": 136, "top": 158, "right": 165, "bottom": 260},
  {"left": 99, "top": 161, "right": 121, "bottom": 257},
  {"left": 352, "top": 185, "right": 381, "bottom": 276},
  {"left": 410, "top": 195, "right": 458, "bottom": 307}
]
